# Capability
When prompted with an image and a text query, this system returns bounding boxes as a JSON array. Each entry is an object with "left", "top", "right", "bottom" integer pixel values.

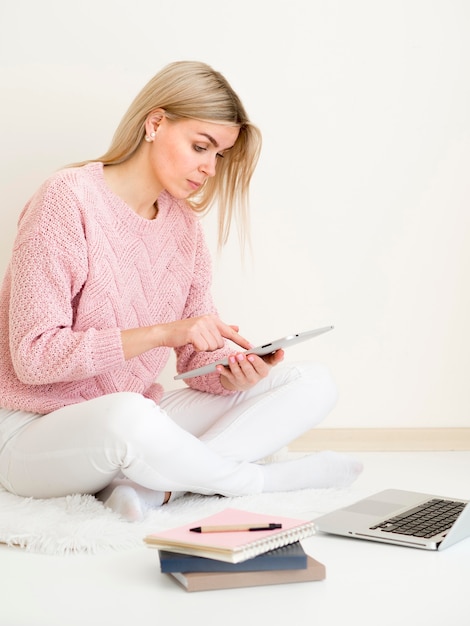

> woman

[{"left": 0, "top": 61, "right": 361, "bottom": 521}]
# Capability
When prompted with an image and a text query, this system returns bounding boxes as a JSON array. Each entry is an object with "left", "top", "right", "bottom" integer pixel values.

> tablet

[{"left": 174, "top": 325, "right": 334, "bottom": 380}]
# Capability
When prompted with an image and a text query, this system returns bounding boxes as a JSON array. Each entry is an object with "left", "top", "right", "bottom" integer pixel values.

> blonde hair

[{"left": 77, "top": 61, "right": 261, "bottom": 248}]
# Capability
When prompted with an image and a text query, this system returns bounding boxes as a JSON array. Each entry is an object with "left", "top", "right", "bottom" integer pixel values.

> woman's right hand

[
  {"left": 121, "top": 314, "right": 252, "bottom": 360},
  {"left": 154, "top": 315, "right": 252, "bottom": 352}
]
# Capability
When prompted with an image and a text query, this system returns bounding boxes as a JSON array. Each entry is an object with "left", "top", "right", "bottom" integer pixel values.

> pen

[{"left": 189, "top": 523, "right": 283, "bottom": 533}]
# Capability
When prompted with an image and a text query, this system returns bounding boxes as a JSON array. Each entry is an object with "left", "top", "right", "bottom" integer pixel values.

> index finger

[{"left": 221, "top": 324, "right": 253, "bottom": 351}]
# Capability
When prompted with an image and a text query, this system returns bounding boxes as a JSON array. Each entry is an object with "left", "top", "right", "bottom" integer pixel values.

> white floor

[{"left": 1, "top": 451, "right": 470, "bottom": 626}]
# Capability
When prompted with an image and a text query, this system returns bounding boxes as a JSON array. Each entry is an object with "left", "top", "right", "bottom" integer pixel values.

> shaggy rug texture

[{"left": 0, "top": 481, "right": 365, "bottom": 556}]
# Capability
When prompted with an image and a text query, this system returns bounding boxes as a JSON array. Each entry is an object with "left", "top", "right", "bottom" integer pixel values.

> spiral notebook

[{"left": 144, "top": 508, "right": 316, "bottom": 563}]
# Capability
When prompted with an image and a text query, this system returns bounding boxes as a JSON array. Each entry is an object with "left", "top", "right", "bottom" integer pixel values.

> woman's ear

[{"left": 145, "top": 108, "right": 165, "bottom": 136}]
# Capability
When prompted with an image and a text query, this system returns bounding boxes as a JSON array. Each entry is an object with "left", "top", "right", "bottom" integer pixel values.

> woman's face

[{"left": 148, "top": 116, "right": 240, "bottom": 199}]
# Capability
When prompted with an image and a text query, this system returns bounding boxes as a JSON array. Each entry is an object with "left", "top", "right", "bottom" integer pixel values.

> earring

[{"left": 144, "top": 131, "right": 156, "bottom": 143}]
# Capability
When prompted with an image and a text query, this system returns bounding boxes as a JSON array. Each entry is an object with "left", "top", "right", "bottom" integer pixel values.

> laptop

[{"left": 314, "top": 489, "right": 470, "bottom": 550}]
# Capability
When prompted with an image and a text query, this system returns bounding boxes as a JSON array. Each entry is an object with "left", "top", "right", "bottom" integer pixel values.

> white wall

[{"left": 1, "top": 0, "right": 469, "bottom": 428}]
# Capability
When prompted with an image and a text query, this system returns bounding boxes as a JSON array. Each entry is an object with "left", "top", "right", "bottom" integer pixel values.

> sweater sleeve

[
  {"left": 174, "top": 222, "right": 237, "bottom": 396},
  {"left": 8, "top": 178, "right": 124, "bottom": 385}
]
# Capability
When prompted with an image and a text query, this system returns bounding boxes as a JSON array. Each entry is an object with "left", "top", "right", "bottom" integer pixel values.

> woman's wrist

[{"left": 121, "top": 324, "right": 165, "bottom": 360}]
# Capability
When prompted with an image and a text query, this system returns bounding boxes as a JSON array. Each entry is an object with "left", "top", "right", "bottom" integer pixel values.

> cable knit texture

[{"left": 0, "top": 162, "right": 235, "bottom": 414}]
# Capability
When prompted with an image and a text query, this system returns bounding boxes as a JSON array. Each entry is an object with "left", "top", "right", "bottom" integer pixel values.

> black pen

[{"left": 189, "top": 523, "right": 283, "bottom": 533}]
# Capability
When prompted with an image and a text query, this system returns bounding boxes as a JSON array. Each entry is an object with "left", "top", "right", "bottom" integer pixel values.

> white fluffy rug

[{"left": 0, "top": 482, "right": 365, "bottom": 556}]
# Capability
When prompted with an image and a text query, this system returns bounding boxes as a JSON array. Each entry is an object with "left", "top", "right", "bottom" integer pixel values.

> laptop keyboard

[{"left": 370, "top": 498, "right": 466, "bottom": 538}]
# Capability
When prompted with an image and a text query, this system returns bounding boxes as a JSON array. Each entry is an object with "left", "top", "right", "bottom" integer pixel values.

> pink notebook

[{"left": 144, "top": 508, "right": 316, "bottom": 563}]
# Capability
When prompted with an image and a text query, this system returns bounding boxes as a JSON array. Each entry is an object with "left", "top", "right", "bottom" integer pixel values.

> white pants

[{"left": 0, "top": 362, "right": 337, "bottom": 498}]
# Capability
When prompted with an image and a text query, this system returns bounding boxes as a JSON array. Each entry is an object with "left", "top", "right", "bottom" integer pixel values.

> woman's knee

[
  {"left": 301, "top": 361, "right": 338, "bottom": 400},
  {"left": 283, "top": 361, "right": 339, "bottom": 414},
  {"left": 93, "top": 392, "right": 159, "bottom": 441}
]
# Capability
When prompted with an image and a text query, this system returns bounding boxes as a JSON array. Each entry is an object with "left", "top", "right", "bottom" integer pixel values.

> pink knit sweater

[{"left": 0, "top": 162, "right": 234, "bottom": 414}]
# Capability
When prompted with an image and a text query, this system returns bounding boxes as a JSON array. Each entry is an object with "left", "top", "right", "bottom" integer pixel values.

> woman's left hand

[{"left": 217, "top": 349, "right": 285, "bottom": 392}]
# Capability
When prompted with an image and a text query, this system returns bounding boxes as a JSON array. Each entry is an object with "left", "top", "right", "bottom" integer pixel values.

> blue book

[{"left": 158, "top": 541, "right": 308, "bottom": 573}]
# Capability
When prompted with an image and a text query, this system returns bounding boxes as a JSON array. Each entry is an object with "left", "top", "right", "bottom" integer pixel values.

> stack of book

[{"left": 144, "top": 507, "right": 325, "bottom": 592}]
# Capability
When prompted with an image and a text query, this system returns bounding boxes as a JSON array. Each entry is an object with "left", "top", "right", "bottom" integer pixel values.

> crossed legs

[{"left": 0, "top": 362, "right": 362, "bottom": 520}]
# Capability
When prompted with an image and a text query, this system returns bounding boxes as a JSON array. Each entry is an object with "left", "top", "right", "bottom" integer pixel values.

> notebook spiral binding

[{"left": 235, "top": 521, "right": 317, "bottom": 561}]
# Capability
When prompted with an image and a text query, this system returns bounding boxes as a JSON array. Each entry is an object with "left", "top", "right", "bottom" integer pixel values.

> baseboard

[{"left": 289, "top": 428, "right": 470, "bottom": 452}]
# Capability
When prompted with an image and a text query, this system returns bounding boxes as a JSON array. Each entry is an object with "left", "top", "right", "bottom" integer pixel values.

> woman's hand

[
  {"left": 155, "top": 315, "right": 252, "bottom": 352},
  {"left": 120, "top": 314, "right": 252, "bottom": 360},
  {"left": 217, "top": 349, "right": 285, "bottom": 392}
]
